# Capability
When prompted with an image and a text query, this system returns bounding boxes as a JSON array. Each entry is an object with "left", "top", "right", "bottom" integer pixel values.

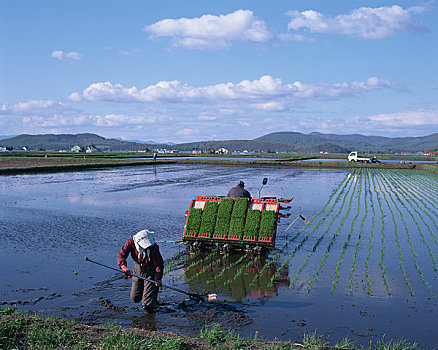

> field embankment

[
  {"left": 0, "top": 156, "right": 176, "bottom": 175},
  {"left": 0, "top": 308, "right": 421, "bottom": 349},
  {"left": 1, "top": 152, "right": 437, "bottom": 175}
]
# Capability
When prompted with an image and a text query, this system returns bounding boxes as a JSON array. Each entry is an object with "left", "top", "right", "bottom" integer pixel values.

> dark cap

[{"left": 237, "top": 180, "right": 245, "bottom": 187}]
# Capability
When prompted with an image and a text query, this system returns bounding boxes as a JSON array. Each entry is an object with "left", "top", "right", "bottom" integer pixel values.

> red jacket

[{"left": 117, "top": 239, "right": 164, "bottom": 280}]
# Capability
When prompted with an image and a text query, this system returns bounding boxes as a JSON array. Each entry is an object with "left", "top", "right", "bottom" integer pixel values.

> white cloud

[
  {"left": 94, "top": 114, "right": 156, "bottom": 127},
  {"left": 176, "top": 128, "right": 194, "bottom": 136},
  {"left": 367, "top": 110, "right": 438, "bottom": 126},
  {"left": 50, "top": 50, "right": 83, "bottom": 61},
  {"left": 0, "top": 99, "right": 159, "bottom": 133},
  {"left": 286, "top": 5, "right": 427, "bottom": 39},
  {"left": 277, "top": 33, "right": 315, "bottom": 43},
  {"left": 143, "top": 9, "right": 274, "bottom": 50},
  {"left": 1, "top": 100, "right": 75, "bottom": 115},
  {"left": 50, "top": 50, "right": 64, "bottom": 60},
  {"left": 238, "top": 121, "right": 250, "bottom": 127},
  {"left": 198, "top": 115, "right": 217, "bottom": 121},
  {"left": 118, "top": 48, "right": 140, "bottom": 56},
  {"left": 68, "top": 92, "right": 82, "bottom": 102},
  {"left": 71, "top": 75, "right": 393, "bottom": 111}
]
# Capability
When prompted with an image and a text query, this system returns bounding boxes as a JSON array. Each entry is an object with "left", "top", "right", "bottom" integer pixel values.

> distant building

[
  {"left": 153, "top": 148, "right": 178, "bottom": 154},
  {"left": 86, "top": 145, "right": 98, "bottom": 153},
  {"left": 71, "top": 145, "right": 82, "bottom": 153},
  {"left": 192, "top": 149, "right": 202, "bottom": 154},
  {"left": 215, "top": 147, "right": 229, "bottom": 154}
]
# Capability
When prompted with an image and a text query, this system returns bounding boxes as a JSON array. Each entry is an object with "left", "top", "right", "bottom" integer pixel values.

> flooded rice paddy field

[{"left": 1, "top": 164, "right": 438, "bottom": 347}]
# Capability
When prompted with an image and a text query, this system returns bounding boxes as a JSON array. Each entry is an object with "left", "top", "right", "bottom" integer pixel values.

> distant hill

[
  {"left": 1, "top": 131, "right": 436, "bottom": 153},
  {"left": 171, "top": 140, "right": 296, "bottom": 153},
  {"left": 255, "top": 132, "right": 438, "bottom": 153},
  {"left": 0, "top": 133, "right": 152, "bottom": 151}
]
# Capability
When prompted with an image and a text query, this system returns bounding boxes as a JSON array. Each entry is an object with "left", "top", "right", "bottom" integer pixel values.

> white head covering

[{"left": 133, "top": 229, "right": 155, "bottom": 260}]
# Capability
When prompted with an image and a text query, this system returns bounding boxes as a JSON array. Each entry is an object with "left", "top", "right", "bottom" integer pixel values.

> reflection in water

[{"left": 183, "top": 251, "right": 289, "bottom": 301}]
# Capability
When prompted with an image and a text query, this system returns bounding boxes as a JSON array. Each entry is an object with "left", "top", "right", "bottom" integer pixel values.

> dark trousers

[{"left": 130, "top": 262, "right": 159, "bottom": 311}]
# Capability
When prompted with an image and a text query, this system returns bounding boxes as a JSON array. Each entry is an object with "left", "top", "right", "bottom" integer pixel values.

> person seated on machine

[{"left": 227, "top": 180, "right": 251, "bottom": 198}]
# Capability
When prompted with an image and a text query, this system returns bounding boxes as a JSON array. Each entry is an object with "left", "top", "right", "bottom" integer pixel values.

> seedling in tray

[
  {"left": 259, "top": 210, "right": 276, "bottom": 241},
  {"left": 185, "top": 207, "right": 202, "bottom": 237},
  {"left": 228, "top": 197, "right": 249, "bottom": 240},
  {"left": 199, "top": 201, "right": 219, "bottom": 238},
  {"left": 213, "top": 198, "right": 234, "bottom": 239},
  {"left": 243, "top": 209, "right": 261, "bottom": 240}
]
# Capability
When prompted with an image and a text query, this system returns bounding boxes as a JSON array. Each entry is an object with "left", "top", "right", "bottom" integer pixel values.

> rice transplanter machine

[{"left": 182, "top": 195, "right": 292, "bottom": 252}]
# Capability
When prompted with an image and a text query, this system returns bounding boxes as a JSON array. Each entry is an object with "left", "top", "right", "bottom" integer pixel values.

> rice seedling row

[
  {"left": 389, "top": 172, "right": 438, "bottom": 240},
  {"left": 284, "top": 173, "right": 352, "bottom": 247},
  {"left": 374, "top": 172, "right": 414, "bottom": 296},
  {"left": 186, "top": 253, "right": 233, "bottom": 282},
  {"left": 307, "top": 169, "right": 359, "bottom": 292},
  {"left": 278, "top": 172, "right": 355, "bottom": 288},
  {"left": 386, "top": 171, "right": 438, "bottom": 250},
  {"left": 408, "top": 171, "right": 438, "bottom": 194},
  {"left": 393, "top": 171, "right": 438, "bottom": 214},
  {"left": 224, "top": 254, "right": 263, "bottom": 286},
  {"left": 213, "top": 253, "right": 249, "bottom": 282},
  {"left": 184, "top": 250, "right": 218, "bottom": 272},
  {"left": 380, "top": 171, "right": 437, "bottom": 259},
  {"left": 288, "top": 171, "right": 357, "bottom": 289},
  {"left": 380, "top": 174, "right": 435, "bottom": 297},
  {"left": 365, "top": 170, "right": 376, "bottom": 294},
  {"left": 370, "top": 170, "right": 391, "bottom": 296},
  {"left": 348, "top": 170, "right": 368, "bottom": 294},
  {"left": 202, "top": 253, "right": 232, "bottom": 284},
  {"left": 250, "top": 253, "right": 280, "bottom": 287},
  {"left": 379, "top": 173, "right": 438, "bottom": 283},
  {"left": 332, "top": 170, "right": 363, "bottom": 293},
  {"left": 394, "top": 171, "right": 438, "bottom": 220}
]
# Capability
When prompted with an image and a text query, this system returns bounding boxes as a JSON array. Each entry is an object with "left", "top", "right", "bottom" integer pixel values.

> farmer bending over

[
  {"left": 227, "top": 180, "right": 251, "bottom": 198},
  {"left": 117, "top": 229, "right": 164, "bottom": 313}
]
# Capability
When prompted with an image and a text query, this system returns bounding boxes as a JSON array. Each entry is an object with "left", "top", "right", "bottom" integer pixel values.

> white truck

[{"left": 348, "top": 151, "right": 370, "bottom": 163}]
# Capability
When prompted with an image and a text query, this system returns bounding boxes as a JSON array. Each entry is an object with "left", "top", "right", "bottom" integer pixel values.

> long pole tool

[
  {"left": 85, "top": 257, "right": 217, "bottom": 302},
  {"left": 285, "top": 214, "right": 310, "bottom": 231}
]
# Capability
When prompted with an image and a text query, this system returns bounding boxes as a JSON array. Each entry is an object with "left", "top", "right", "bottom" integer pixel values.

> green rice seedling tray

[
  {"left": 198, "top": 201, "right": 219, "bottom": 238},
  {"left": 183, "top": 196, "right": 221, "bottom": 239},
  {"left": 228, "top": 197, "right": 249, "bottom": 240},
  {"left": 242, "top": 199, "right": 263, "bottom": 242},
  {"left": 183, "top": 196, "right": 287, "bottom": 249},
  {"left": 213, "top": 197, "right": 234, "bottom": 239}
]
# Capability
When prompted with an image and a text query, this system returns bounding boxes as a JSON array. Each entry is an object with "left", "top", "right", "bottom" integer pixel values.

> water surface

[{"left": 1, "top": 164, "right": 437, "bottom": 346}]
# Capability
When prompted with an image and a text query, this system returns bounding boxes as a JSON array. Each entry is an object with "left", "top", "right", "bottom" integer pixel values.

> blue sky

[{"left": 1, "top": 0, "right": 437, "bottom": 143}]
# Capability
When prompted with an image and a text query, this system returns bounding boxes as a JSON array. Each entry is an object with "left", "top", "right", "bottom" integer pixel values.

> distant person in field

[
  {"left": 117, "top": 229, "right": 164, "bottom": 313},
  {"left": 227, "top": 180, "right": 251, "bottom": 198},
  {"left": 152, "top": 152, "right": 157, "bottom": 161}
]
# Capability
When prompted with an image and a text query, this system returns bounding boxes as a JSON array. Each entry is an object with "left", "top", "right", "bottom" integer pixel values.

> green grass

[{"left": 0, "top": 309, "right": 424, "bottom": 350}]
